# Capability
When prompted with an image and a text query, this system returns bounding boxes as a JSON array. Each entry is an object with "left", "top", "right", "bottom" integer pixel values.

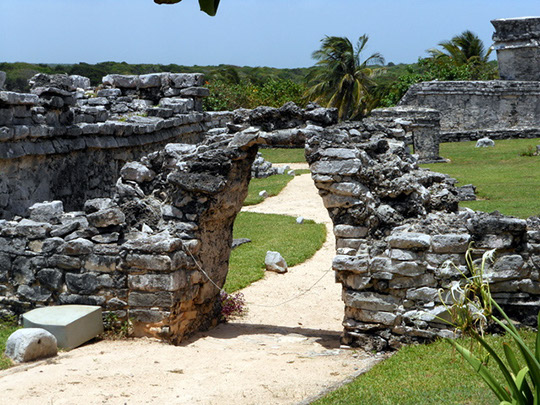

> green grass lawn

[
  {"left": 225, "top": 212, "right": 326, "bottom": 292},
  {"left": 244, "top": 174, "right": 295, "bottom": 206},
  {"left": 314, "top": 331, "right": 537, "bottom": 405},
  {"left": 422, "top": 138, "right": 540, "bottom": 218},
  {"left": 244, "top": 170, "right": 311, "bottom": 206},
  {"left": 260, "top": 147, "right": 306, "bottom": 163},
  {"left": 0, "top": 320, "right": 20, "bottom": 370}
]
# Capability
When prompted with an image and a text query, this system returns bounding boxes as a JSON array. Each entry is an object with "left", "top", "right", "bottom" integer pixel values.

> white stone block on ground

[
  {"left": 23, "top": 305, "right": 104, "bottom": 350},
  {"left": 265, "top": 251, "right": 288, "bottom": 273},
  {"left": 5, "top": 328, "right": 57, "bottom": 363},
  {"left": 476, "top": 137, "right": 495, "bottom": 147}
]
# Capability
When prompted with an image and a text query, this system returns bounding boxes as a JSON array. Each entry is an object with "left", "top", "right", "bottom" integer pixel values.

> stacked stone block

[
  {"left": 399, "top": 17, "right": 540, "bottom": 142},
  {"left": 0, "top": 104, "right": 339, "bottom": 344},
  {"left": 399, "top": 81, "right": 540, "bottom": 142},
  {"left": 305, "top": 124, "right": 539, "bottom": 350},
  {"left": 1, "top": 88, "right": 537, "bottom": 348},
  {"left": 0, "top": 73, "right": 226, "bottom": 219},
  {"left": 0, "top": 127, "right": 260, "bottom": 342},
  {"left": 368, "top": 106, "right": 444, "bottom": 163},
  {"left": 492, "top": 17, "right": 540, "bottom": 81}
]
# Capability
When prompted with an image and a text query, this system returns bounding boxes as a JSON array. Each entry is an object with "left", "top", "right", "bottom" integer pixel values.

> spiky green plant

[
  {"left": 448, "top": 303, "right": 539, "bottom": 405},
  {"left": 442, "top": 246, "right": 540, "bottom": 404},
  {"left": 439, "top": 245, "right": 495, "bottom": 338}
]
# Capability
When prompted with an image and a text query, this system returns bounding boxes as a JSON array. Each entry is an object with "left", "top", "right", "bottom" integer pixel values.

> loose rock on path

[{"left": 0, "top": 169, "right": 380, "bottom": 405}]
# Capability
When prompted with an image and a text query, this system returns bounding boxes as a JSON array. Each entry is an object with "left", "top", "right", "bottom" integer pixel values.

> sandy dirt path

[{"left": 0, "top": 173, "right": 380, "bottom": 405}]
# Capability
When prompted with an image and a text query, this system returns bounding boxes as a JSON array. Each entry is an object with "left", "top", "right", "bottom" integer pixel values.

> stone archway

[{"left": 1, "top": 104, "right": 538, "bottom": 349}]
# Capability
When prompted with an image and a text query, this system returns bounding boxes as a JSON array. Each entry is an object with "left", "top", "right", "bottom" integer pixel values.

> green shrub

[{"left": 204, "top": 78, "right": 307, "bottom": 111}]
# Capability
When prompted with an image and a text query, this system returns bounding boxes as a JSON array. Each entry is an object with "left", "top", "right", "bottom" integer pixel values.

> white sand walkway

[{"left": 0, "top": 173, "right": 379, "bottom": 405}]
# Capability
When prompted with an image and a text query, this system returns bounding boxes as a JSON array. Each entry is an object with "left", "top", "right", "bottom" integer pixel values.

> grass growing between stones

[
  {"left": 259, "top": 148, "right": 306, "bottom": 163},
  {"left": 422, "top": 138, "right": 540, "bottom": 218},
  {"left": 225, "top": 212, "right": 326, "bottom": 292},
  {"left": 314, "top": 331, "right": 537, "bottom": 405},
  {"left": 0, "top": 320, "right": 20, "bottom": 370},
  {"left": 243, "top": 174, "right": 296, "bottom": 206}
]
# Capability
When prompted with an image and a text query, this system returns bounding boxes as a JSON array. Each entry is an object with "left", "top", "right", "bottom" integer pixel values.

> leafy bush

[
  {"left": 377, "top": 57, "right": 498, "bottom": 107},
  {"left": 203, "top": 78, "right": 307, "bottom": 111}
]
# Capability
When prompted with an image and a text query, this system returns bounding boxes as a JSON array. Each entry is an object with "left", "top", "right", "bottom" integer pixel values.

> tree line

[{"left": 0, "top": 30, "right": 497, "bottom": 120}]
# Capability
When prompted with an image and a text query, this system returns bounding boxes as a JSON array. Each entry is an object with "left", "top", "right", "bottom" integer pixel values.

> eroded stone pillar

[
  {"left": 492, "top": 17, "right": 540, "bottom": 81},
  {"left": 369, "top": 106, "right": 443, "bottom": 163}
]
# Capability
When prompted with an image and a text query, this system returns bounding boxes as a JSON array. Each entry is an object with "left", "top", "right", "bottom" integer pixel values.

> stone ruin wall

[
  {"left": 399, "top": 16, "right": 540, "bottom": 143},
  {"left": 305, "top": 123, "right": 539, "bottom": 350},
  {"left": 0, "top": 101, "right": 338, "bottom": 344},
  {"left": 0, "top": 98, "right": 538, "bottom": 348},
  {"left": 0, "top": 72, "right": 232, "bottom": 219},
  {"left": 399, "top": 81, "right": 540, "bottom": 142},
  {"left": 492, "top": 17, "right": 540, "bottom": 82},
  {"left": 0, "top": 69, "right": 538, "bottom": 348}
]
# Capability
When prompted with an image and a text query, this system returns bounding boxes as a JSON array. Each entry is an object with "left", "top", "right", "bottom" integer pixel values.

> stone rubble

[
  {"left": 305, "top": 124, "right": 539, "bottom": 349},
  {"left": 0, "top": 97, "right": 337, "bottom": 344},
  {"left": 0, "top": 72, "right": 231, "bottom": 219}
]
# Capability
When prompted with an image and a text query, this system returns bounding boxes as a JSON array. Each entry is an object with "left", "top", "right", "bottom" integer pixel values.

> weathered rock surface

[
  {"left": 476, "top": 137, "right": 495, "bottom": 147},
  {"left": 265, "top": 251, "right": 288, "bottom": 273},
  {"left": 5, "top": 328, "right": 58, "bottom": 363}
]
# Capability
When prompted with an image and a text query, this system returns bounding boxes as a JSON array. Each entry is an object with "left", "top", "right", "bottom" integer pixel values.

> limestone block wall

[
  {"left": 399, "top": 81, "right": 540, "bottom": 142},
  {"left": 0, "top": 104, "right": 337, "bottom": 344},
  {"left": 367, "top": 106, "right": 443, "bottom": 163},
  {"left": 305, "top": 124, "right": 539, "bottom": 350},
  {"left": 0, "top": 130, "right": 259, "bottom": 343},
  {"left": 0, "top": 73, "right": 229, "bottom": 219},
  {"left": 492, "top": 17, "right": 540, "bottom": 81},
  {"left": 0, "top": 95, "right": 537, "bottom": 348}
]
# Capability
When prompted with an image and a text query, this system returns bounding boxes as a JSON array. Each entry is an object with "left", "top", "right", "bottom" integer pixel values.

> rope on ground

[
  {"left": 246, "top": 266, "right": 333, "bottom": 308},
  {"left": 186, "top": 247, "right": 333, "bottom": 308}
]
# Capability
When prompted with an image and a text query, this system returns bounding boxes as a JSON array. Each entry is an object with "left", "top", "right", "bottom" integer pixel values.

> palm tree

[
  {"left": 428, "top": 30, "right": 492, "bottom": 65},
  {"left": 305, "top": 35, "right": 385, "bottom": 121}
]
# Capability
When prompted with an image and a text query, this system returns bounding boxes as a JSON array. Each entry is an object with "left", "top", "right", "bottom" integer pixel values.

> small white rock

[
  {"left": 265, "top": 251, "right": 288, "bottom": 273},
  {"left": 476, "top": 137, "right": 495, "bottom": 148},
  {"left": 5, "top": 328, "right": 58, "bottom": 363}
]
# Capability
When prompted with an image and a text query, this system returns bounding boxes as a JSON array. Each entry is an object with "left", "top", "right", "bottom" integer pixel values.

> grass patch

[
  {"left": 422, "top": 138, "right": 540, "bottom": 218},
  {"left": 225, "top": 212, "right": 326, "bottom": 292},
  {"left": 315, "top": 330, "right": 537, "bottom": 405},
  {"left": 244, "top": 174, "right": 295, "bottom": 206},
  {"left": 0, "top": 320, "right": 20, "bottom": 370},
  {"left": 260, "top": 148, "right": 306, "bottom": 163}
]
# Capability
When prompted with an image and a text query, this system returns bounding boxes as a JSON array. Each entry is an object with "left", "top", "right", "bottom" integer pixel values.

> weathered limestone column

[
  {"left": 369, "top": 106, "right": 443, "bottom": 163},
  {"left": 492, "top": 17, "right": 540, "bottom": 81}
]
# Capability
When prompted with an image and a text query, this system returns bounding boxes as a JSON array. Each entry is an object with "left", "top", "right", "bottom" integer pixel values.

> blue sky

[{"left": 2, "top": 1, "right": 539, "bottom": 68}]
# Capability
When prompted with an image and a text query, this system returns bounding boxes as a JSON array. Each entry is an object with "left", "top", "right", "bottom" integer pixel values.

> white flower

[{"left": 450, "top": 282, "right": 465, "bottom": 305}]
